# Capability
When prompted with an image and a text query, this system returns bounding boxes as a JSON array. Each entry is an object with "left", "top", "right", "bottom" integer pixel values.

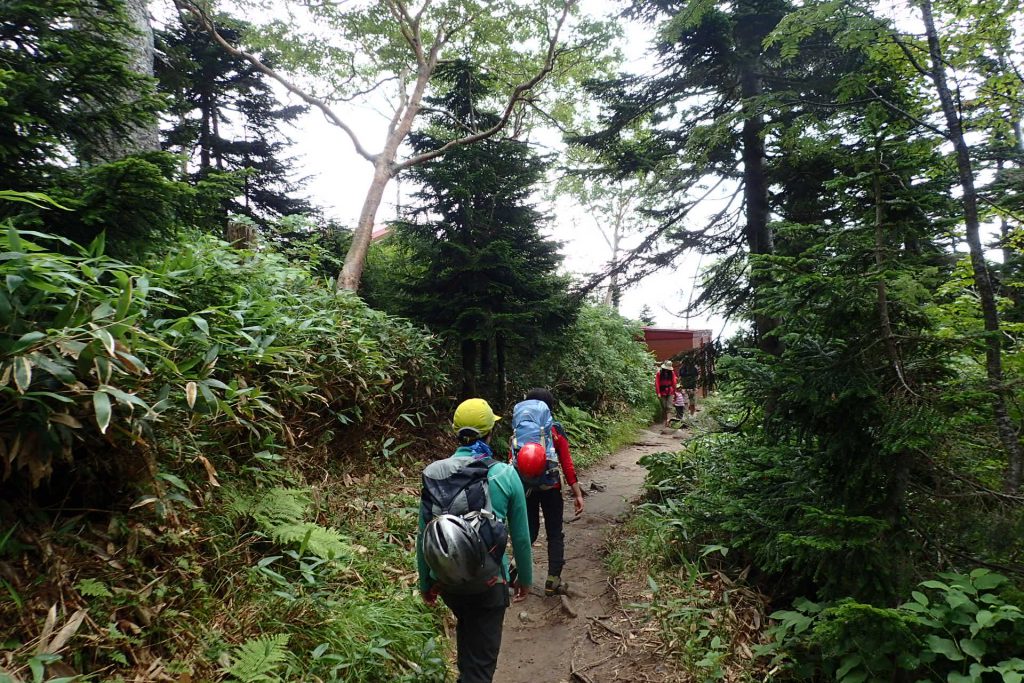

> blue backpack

[{"left": 510, "top": 399, "right": 560, "bottom": 490}]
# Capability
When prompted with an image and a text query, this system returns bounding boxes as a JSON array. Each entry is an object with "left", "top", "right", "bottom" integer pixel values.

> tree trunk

[
  {"left": 919, "top": 0, "right": 1022, "bottom": 492},
  {"left": 225, "top": 219, "right": 257, "bottom": 249},
  {"left": 212, "top": 113, "right": 223, "bottom": 170},
  {"left": 200, "top": 95, "right": 212, "bottom": 170},
  {"left": 602, "top": 214, "right": 623, "bottom": 309},
  {"left": 121, "top": 0, "right": 160, "bottom": 154},
  {"left": 875, "top": 166, "right": 913, "bottom": 521},
  {"left": 496, "top": 333, "right": 507, "bottom": 410},
  {"left": 460, "top": 338, "right": 478, "bottom": 399},
  {"left": 739, "top": 60, "right": 782, "bottom": 357},
  {"left": 874, "top": 171, "right": 905, "bottom": 387},
  {"left": 76, "top": 0, "right": 160, "bottom": 163},
  {"left": 338, "top": 156, "right": 394, "bottom": 291},
  {"left": 479, "top": 338, "right": 492, "bottom": 399},
  {"left": 337, "top": 62, "right": 434, "bottom": 292}
]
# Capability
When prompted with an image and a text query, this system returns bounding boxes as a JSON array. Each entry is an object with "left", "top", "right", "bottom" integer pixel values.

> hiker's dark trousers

[
  {"left": 441, "top": 583, "right": 509, "bottom": 683},
  {"left": 527, "top": 487, "right": 565, "bottom": 577}
]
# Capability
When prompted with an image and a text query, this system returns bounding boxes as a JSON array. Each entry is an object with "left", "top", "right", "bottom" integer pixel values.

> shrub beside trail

[{"left": 0, "top": 226, "right": 452, "bottom": 681}]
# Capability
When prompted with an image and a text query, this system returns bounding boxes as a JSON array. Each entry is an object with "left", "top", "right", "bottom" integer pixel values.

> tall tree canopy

[
  {"left": 172, "top": 0, "right": 617, "bottom": 292},
  {"left": 571, "top": 0, "right": 1024, "bottom": 610}
]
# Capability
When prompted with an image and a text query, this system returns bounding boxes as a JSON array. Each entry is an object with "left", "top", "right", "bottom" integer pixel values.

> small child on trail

[
  {"left": 678, "top": 360, "right": 699, "bottom": 416},
  {"left": 672, "top": 385, "right": 688, "bottom": 422}
]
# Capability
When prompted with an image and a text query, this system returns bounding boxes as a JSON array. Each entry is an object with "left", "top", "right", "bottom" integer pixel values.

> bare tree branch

[
  {"left": 574, "top": 172, "right": 738, "bottom": 297},
  {"left": 393, "top": 0, "right": 578, "bottom": 172},
  {"left": 866, "top": 86, "right": 948, "bottom": 138},
  {"left": 889, "top": 32, "right": 932, "bottom": 79}
]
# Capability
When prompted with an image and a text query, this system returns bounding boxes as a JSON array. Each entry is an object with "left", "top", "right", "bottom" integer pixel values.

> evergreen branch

[
  {"left": 416, "top": 106, "right": 478, "bottom": 135},
  {"left": 172, "top": 0, "right": 378, "bottom": 164},
  {"left": 914, "top": 449, "right": 1024, "bottom": 505},
  {"left": 978, "top": 192, "right": 1024, "bottom": 225}
]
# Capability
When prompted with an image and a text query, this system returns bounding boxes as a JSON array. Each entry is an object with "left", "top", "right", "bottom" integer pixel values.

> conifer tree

[
  {"left": 394, "top": 61, "right": 574, "bottom": 402},
  {"left": 0, "top": 0, "right": 161, "bottom": 190},
  {"left": 156, "top": 16, "right": 312, "bottom": 228}
]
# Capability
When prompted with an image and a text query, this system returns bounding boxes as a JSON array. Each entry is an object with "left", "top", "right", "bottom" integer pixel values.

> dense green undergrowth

[
  {"left": 548, "top": 402, "right": 650, "bottom": 471},
  {"left": 0, "top": 222, "right": 454, "bottom": 681},
  {"left": 622, "top": 394, "right": 1024, "bottom": 683},
  {"left": 606, "top": 494, "right": 771, "bottom": 682}
]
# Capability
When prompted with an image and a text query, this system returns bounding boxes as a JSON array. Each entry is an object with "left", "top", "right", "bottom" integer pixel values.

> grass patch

[
  {"left": 559, "top": 405, "right": 649, "bottom": 470},
  {"left": 0, "top": 459, "right": 450, "bottom": 682},
  {"left": 604, "top": 447, "right": 771, "bottom": 683}
]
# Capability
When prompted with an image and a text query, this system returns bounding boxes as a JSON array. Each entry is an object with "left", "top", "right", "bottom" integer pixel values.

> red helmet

[{"left": 515, "top": 442, "right": 547, "bottom": 479}]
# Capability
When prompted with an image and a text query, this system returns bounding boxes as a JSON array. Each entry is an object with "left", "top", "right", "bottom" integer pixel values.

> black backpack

[{"left": 420, "top": 456, "right": 509, "bottom": 593}]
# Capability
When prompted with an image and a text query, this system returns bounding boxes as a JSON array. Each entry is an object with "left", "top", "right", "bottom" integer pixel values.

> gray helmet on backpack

[{"left": 422, "top": 513, "right": 490, "bottom": 590}]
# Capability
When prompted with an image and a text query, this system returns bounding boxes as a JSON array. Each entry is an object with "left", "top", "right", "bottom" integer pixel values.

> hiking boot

[{"left": 545, "top": 575, "right": 569, "bottom": 597}]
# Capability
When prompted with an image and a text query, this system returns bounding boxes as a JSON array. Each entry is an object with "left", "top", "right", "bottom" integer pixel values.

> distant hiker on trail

[
  {"left": 678, "top": 360, "right": 699, "bottom": 415},
  {"left": 417, "top": 398, "right": 533, "bottom": 683},
  {"left": 654, "top": 361, "right": 677, "bottom": 426},
  {"left": 672, "top": 384, "right": 689, "bottom": 422},
  {"left": 509, "top": 388, "right": 585, "bottom": 598}
]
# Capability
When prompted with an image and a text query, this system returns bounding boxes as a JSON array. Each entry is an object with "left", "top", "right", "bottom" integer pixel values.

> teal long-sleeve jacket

[{"left": 416, "top": 447, "right": 533, "bottom": 593}]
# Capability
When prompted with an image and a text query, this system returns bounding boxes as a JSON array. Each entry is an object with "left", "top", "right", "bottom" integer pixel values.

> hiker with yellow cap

[{"left": 416, "top": 398, "right": 532, "bottom": 683}]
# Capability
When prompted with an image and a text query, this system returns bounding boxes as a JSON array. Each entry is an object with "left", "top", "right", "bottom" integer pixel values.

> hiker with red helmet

[
  {"left": 417, "top": 398, "right": 532, "bottom": 683},
  {"left": 509, "top": 387, "right": 584, "bottom": 597}
]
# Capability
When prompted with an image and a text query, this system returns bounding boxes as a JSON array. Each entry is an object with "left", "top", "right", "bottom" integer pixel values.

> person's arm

[
  {"left": 554, "top": 429, "right": 577, "bottom": 487},
  {"left": 503, "top": 468, "right": 533, "bottom": 591},
  {"left": 554, "top": 429, "right": 584, "bottom": 515}
]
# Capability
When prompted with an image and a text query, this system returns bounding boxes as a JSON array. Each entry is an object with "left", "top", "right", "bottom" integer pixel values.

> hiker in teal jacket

[{"left": 417, "top": 398, "right": 532, "bottom": 683}]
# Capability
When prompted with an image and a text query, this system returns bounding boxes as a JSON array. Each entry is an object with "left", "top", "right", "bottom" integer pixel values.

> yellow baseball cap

[{"left": 452, "top": 398, "right": 501, "bottom": 436}]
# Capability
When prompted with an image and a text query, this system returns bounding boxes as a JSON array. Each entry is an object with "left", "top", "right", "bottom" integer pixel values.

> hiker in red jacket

[
  {"left": 654, "top": 361, "right": 677, "bottom": 426},
  {"left": 522, "top": 387, "right": 585, "bottom": 597}
]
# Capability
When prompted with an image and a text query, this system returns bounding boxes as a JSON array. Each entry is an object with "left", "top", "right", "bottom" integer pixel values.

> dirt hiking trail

[{"left": 493, "top": 426, "right": 685, "bottom": 683}]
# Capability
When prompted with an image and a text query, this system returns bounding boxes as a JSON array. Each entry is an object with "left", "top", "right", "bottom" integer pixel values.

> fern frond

[
  {"left": 76, "top": 578, "right": 113, "bottom": 598},
  {"left": 224, "top": 486, "right": 351, "bottom": 560},
  {"left": 226, "top": 633, "right": 290, "bottom": 682},
  {"left": 273, "top": 523, "right": 351, "bottom": 561}
]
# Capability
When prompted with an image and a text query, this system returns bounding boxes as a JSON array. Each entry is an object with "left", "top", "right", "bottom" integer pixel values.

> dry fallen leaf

[
  {"left": 34, "top": 604, "right": 58, "bottom": 655},
  {"left": 196, "top": 455, "right": 220, "bottom": 487},
  {"left": 42, "top": 609, "right": 88, "bottom": 654}
]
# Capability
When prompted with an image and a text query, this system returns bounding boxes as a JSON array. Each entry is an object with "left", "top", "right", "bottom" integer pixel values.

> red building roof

[{"left": 642, "top": 327, "right": 712, "bottom": 361}]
